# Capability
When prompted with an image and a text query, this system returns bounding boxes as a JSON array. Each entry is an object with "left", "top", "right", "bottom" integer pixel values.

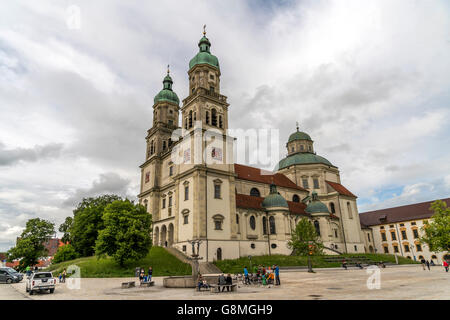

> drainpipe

[
  {"left": 337, "top": 195, "right": 348, "bottom": 254},
  {"left": 266, "top": 211, "right": 271, "bottom": 256},
  {"left": 394, "top": 223, "right": 404, "bottom": 256}
]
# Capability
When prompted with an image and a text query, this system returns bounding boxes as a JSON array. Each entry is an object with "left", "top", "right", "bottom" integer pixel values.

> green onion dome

[
  {"left": 262, "top": 184, "right": 289, "bottom": 209},
  {"left": 189, "top": 35, "right": 220, "bottom": 70},
  {"left": 275, "top": 153, "right": 334, "bottom": 170},
  {"left": 305, "top": 191, "right": 330, "bottom": 214},
  {"left": 154, "top": 73, "right": 179, "bottom": 105},
  {"left": 288, "top": 131, "right": 312, "bottom": 142}
]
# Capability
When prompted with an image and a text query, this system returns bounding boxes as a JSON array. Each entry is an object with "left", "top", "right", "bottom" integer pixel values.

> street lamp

[
  {"left": 409, "top": 244, "right": 416, "bottom": 261},
  {"left": 307, "top": 241, "right": 315, "bottom": 273}
]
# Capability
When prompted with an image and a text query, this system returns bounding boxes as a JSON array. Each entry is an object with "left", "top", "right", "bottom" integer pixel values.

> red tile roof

[
  {"left": 43, "top": 238, "right": 64, "bottom": 257},
  {"left": 326, "top": 181, "right": 357, "bottom": 198},
  {"left": 235, "top": 164, "right": 307, "bottom": 192},
  {"left": 359, "top": 198, "right": 450, "bottom": 226},
  {"left": 236, "top": 193, "right": 308, "bottom": 216}
]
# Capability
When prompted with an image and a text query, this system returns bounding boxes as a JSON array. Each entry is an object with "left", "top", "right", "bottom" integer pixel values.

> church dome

[
  {"left": 262, "top": 184, "right": 289, "bottom": 209},
  {"left": 154, "top": 73, "right": 179, "bottom": 105},
  {"left": 305, "top": 191, "right": 330, "bottom": 214},
  {"left": 288, "top": 131, "right": 312, "bottom": 142},
  {"left": 275, "top": 153, "right": 334, "bottom": 170},
  {"left": 189, "top": 34, "right": 220, "bottom": 70}
]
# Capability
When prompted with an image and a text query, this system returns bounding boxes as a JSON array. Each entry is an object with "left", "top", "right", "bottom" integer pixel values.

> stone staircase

[{"left": 163, "top": 247, "right": 222, "bottom": 275}]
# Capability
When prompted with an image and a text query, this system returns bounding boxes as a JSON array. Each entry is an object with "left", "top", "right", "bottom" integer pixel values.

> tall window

[
  {"left": 168, "top": 196, "right": 172, "bottom": 207},
  {"left": 169, "top": 166, "right": 173, "bottom": 176},
  {"left": 313, "top": 178, "right": 319, "bottom": 189},
  {"left": 367, "top": 233, "right": 370, "bottom": 242},
  {"left": 381, "top": 232, "right": 387, "bottom": 241},
  {"left": 302, "top": 178, "right": 309, "bottom": 189},
  {"left": 314, "top": 220, "right": 320, "bottom": 236},
  {"left": 416, "top": 244, "right": 422, "bottom": 252},
  {"left": 391, "top": 231, "right": 396, "bottom": 241},
  {"left": 214, "top": 184, "right": 221, "bottom": 199},
  {"left": 292, "top": 194, "right": 300, "bottom": 202},
  {"left": 236, "top": 214, "right": 239, "bottom": 224},
  {"left": 300, "top": 145, "right": 304, "bottom": 151},
  {"left": 269, "top": 216, "right": 276, "bottom": 234},
  {"left": 211, "top": 109, "right": 217, "bottom": 126},
  {"left": 394, "top": 245, "right": 399, "bottom": 253},
  {"left": 143, "top": 200, "right": 148, "bottom": 211},
  {"left": 189, "top": 110, "right": 193, "bottom": 128},
  {"left": 384, "top": 246, "right": 389, "bottom": 254},
  {"left": 413, "top": 229, "right": 419, "bottom": 238},
  {"left": 206, "top": 111, "right": 210, "bottom": 125},
  {"left": 249, "top": 216, "right": 256, "bottom": 230},
  {"left": 183, "top": 215, "right": 188, "bottom": 224},
  {"left": 347, "top": 202, "right": 353, "bottom": 219},
  {"left": 184, "top": 186, "right": 189, "bottom": 201},
  {"left": 330, "top": 202, "right": 336, "bottom": 214},
  {"left": 219, "top": 115, "right": 223, "bottom": 128},
  {"left": 162, "top": 141, "right": 166, "bottom": 151},
  {"left": 401, "top": 230, "right": 407, "bottom": 240},
  {"left": 162, "top": 198, "right": 166, "bottom": 209},
  {"left": 262, "top": 217, "right": 267, "bottom": 234},
  {"left": 404, "top": 244, "right": 410, "bottom": 252},
  {"left": 250, "top": 188, "right": 260, "bottom": 197}
]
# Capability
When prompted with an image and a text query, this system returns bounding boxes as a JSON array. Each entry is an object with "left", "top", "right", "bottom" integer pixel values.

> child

[{"left": 58, "top": 273, "right": 62, "bottom": 283}]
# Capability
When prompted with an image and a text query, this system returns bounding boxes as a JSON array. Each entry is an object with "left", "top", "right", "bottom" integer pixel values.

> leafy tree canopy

[
  {"left": 59, "top": 216, "right": 73, "bottom": 244},
  {"left": 70, "top": 194, "right": 122, "bottom": 257},
  {"left": 288, "top": 217, "right": 323, "bottom": 256},
  {"left": 95, "top": 199, "right": 152, "bottom": 267},
  {"left": 420, "top": 200, "right": 450, "bottom": 253},
  {"left": 52, "top": 244, "right": 79, "bottom": 264},
  {"left": 7, "top": 218, "right": 55, "bottom": 270}
]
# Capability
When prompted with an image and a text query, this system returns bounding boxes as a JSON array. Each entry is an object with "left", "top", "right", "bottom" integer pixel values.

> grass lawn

[
  {"left": 45, "top": 247, "right": 192, "bottom": 278},
  {"left": 214, "top": 253, "right": 419, "bottom": 274}
]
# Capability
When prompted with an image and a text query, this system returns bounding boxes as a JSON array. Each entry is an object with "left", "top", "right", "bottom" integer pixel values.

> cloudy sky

[{"left": 1, "top": 0, "right": 449, "bottom": 251}]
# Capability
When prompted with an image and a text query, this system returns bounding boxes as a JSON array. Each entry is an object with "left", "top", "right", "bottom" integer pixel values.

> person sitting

[
  {"left": 197, "top": 274, "right": 204, "bottom": 291},
  {"left": 355, "top": 261, "right": 363, "bottom": 269},
  {"left": 218, "top": 273, "right": 227, "bottom": 291},
  {"left": 342, "top": 259, "right": 347, "bottom": 270},
  {"left": 225, "top": 274, "right": 232, "bottom": 292},
  {"left": 202, "top": 279, "right": 210, "bottom": 289}
]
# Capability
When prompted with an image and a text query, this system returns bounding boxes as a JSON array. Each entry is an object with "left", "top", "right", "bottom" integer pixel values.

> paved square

[{"left": 4, "top": 265, "right": 449, "bottom": 300}]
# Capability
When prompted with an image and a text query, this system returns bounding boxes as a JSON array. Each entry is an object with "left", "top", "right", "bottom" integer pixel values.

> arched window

[
  {"left": 314, "top": 220, "right": 320, "bottom": 236},
  {"left": 185, "top": 119, "right": 188, "bottom": 129},
  {"left": 206, "top": 111, "right": 210, "bottom": 125},
  {"left": 219, "top": 115, "right": 223, "bottom": 128},
  {"left": 194, "top": 112, "right": 197, "bottom": 121},
  {"left": 162, "top": 141, "right": 166, "bottom": 151},
  {"left": 249, "top": 216, "right": 256, "bottom": 230},
  {"left": 330, "top": 202, "right": 336, "bottom": 214},
  {"left": 211, "top": 109, "right": 217, "bottom": 126},
  {"left": 292, "top": 194, "right": 300, "bottom": 202},
  {"left": 269, "top": 216, "right": 276, "bottom": 234},
  {"left": 347, "top": 202, "right": 353, "bottom": 219},
  {"left": 250, "top": 188, "right": 260, "bottom": 197},
  {"left": 189, "top": 110, "right": 193, "bottom": 128},
  {"left": 262, "top": 217, "right": 267, "bottom": 235},
  {"left": 236, "top": 214, "right": 239, "bottom": 224}
]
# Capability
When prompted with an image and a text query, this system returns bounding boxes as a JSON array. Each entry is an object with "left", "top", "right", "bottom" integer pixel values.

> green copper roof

[
  {"left": 154, "top": 73, "right": 179, "bottom": 105},
  {"left": 288, "top": 131, "right": 312, "bottom": 142},
  {"left": 262, "top": 184, "right": 289, "bottom": 209},
  {"left": 276, "top": 153, "right": 334, "bottom": 170},
  {"left": 189, "top": 35, "right": 220, "bottom": 70},
  {"left": 305, "top": 191, "right": 330, "bottom": 214}
]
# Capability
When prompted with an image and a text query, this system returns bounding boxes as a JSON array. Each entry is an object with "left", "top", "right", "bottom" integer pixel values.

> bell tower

[{"left": 182, "top": 27, "right": 229, "bottom": 134}]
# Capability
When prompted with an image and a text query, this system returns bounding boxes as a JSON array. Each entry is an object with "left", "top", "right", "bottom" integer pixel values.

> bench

[
  {"left": 121, "top": 281, "right": 136, "bottom": 289},
  {"left": 140, "top": 281, "right": 155, "bottom": 287},
  {"left": 196, "top": 285, "right": 211, "bottom": 292},
  {"left": 210, "top": 284, "right": 237, "bottom": 293}
]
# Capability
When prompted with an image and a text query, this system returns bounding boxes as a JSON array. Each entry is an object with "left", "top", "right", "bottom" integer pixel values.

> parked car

[
  {"left": 26, "top": 272, "right": 55, "bottom": 295},
  {"left": 0, "top": 267, "right": 23, "bottom": 283}
]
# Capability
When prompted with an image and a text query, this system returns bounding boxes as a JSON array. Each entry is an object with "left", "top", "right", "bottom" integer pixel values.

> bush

[{"left": 53, "top": 244, "right": 79, "bottom": 264}]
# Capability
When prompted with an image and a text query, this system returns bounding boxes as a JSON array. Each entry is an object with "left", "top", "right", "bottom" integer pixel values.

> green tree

[
  {"left": 52, "top": 244, "right": 79, "bottom": 264},
  {"left": 59, "top": 216, "right": 73, "bottom": 244},
  {"left": 95, "top": 199, "right": 152, "bottom": 267},
  {"left": 288, "top": 217, "right": 324, "bottom": 256},
  {"left": 70, "top": 195, "right": 122, "bottom": 257},
  {"left": 7, "top": 218, "right": 55, "bottom": 270},
  {"left": 420, "top": 200, "right": 450, "bottom": 252}
]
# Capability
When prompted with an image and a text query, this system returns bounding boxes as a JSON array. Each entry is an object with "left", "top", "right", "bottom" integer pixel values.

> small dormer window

[
  {"left": 300, "top": 145, "right": 304, "bottom": 151},
  {"left": 210, "top": 74, "right": 214, "bottom": 80}
]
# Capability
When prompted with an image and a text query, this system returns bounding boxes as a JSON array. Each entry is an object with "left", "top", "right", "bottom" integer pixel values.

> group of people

[
  {"left": 243, "top": 264, "right": 280, "bottom": 286},
  {"left": 137, "top": 266, "right": 153, "bottom": 283},
  {"left": 25, "top": 265, "right": 39, "bottom": 276},
  {"left": 58, "top": 269, "right": 67, "bottom": 283}
]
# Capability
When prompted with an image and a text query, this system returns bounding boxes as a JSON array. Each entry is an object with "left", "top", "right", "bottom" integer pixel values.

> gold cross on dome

[
  {"left": 167, "top": 64, "right": 170, "bottom": 74},
  {"left": 296, "top": 121, "right": 299, "bottom": 131},
  {"left": 203, "top": 24, "right": 206, "bottom": 36}
]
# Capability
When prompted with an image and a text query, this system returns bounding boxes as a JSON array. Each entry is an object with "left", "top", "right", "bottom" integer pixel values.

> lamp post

[
  {"left": 409, "top": 244, "right": 416, "bottom": 261},
  {"left": 307, "top": 241, "right": 315, "bottom": 273}
]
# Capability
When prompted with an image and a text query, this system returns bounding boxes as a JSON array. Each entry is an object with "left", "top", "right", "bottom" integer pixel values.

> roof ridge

[{"left": 360, "top": 197, "right": 450, "bottom": 215}]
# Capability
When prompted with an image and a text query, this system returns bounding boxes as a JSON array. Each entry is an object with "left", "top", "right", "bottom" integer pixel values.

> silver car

[{"left": 26, "top": 272, "right": 56, "bottom": 295}]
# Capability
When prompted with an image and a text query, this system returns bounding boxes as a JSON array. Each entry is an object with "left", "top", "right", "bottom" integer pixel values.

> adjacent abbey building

[{"left": 138, "top": 31, "right": 366, "bottom": 262}]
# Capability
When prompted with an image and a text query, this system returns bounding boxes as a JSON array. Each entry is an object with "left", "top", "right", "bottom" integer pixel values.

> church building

[{"left": 138, "top": 30, "right": 366, "bottom": 262}]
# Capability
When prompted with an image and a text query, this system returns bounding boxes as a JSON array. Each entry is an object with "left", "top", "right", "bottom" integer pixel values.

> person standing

[
  {"left": 274, "top": 265, "right": 280, "bottom": 286},
  {"left": 426, "top": 260, "right": 430, "bottom": 271},
  {"left": 148, "top": 266, "right": 153, "bottom": 282},
  {"left": 443, "top": 260, "right": 449, "bottom": 273},
  {"left": 225, "top": 274, "right": 232, "bottom": 292},
  {"left": 420, "top": 258, "right": 426, "bottom": 270},
  {"left": 62, "top": 269, "right": 67, "bottom": 283},
  {"left": 218, "top": 273, "right": 226, "bottom": 292},
  {"left": 243, "top": 266, "right": 249, "bottom": 285}
]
